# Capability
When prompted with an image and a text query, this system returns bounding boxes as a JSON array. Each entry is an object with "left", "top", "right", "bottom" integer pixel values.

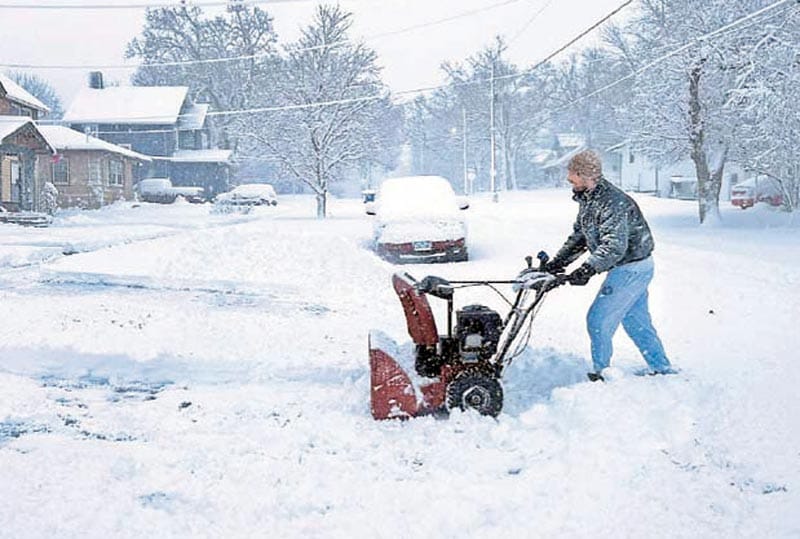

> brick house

[
  {"left": 37, "top": 125, "right": 151, "bottom": 208},
  {"left": 1, "top": 75, "right": 54, "bottom": 211},
  {"left": 0, "top": 116, "right": 55, "bottom": 212},
  {"left": 0, "top": 73, "right": 50, "bottom": 120},
  {"left": 63, "top": 73, "right": 232, "bottom": 196}
]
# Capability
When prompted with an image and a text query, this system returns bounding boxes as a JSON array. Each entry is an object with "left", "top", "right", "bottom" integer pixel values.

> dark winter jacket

[{"left": 553, "top": 177, "right": 654, "bottom": 273}]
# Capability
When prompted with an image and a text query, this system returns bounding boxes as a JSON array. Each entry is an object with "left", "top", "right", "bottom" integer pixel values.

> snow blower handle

[{"left": 536, "top": 251, "right": 549, "bottom": 271}]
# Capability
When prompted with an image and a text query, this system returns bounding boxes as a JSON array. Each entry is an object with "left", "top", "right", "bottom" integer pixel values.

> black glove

[
  {"left": 567, "top": 263, "right": 596, "bottom": 286},
  {"left": 544, "top": 259, "right": 566, "bottom": 275}
]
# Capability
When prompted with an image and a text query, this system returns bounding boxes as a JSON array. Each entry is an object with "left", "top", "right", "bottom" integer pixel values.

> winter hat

[{"left": 568, "top": 150, "right": 603, "bottom": 179}]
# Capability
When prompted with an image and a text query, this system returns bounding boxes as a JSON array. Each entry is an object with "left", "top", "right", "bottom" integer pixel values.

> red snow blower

[{"left": 369, "top": 252, "right": 565, "bottom": 419}]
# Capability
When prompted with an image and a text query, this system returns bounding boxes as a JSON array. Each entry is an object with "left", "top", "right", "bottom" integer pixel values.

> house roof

[
  {"left": 541, "top": 144, "right": 587, "bottom": 170},
  {"left": 0, "top": 74, "right": 50, "bottom": 112},
  {"left": 0, "top": 116, "right": 56, "bottom": 153},
  {"left": 38, "top": 125, "right": 151, "bottom": 162},
  {"left": 177, "top": 103, "right": 209, "bottom": 131},
  {"left": 556, "top": 133, "right": 585, "bottom": 149},
  {"left": 63, "top": 86, "right": 189, "bottom": 125},
  {"left": 166, "top": 149, "right": 233, "bottom": 163},
  {"left": 605, "top": 141, "right": 628, "bottom": 153}
]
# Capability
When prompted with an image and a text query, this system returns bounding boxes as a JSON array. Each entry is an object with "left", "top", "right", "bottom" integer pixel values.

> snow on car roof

[
  {"left": 376, "top": 175, "right": 462, "bottom": 219},
  {"left": 232, "top": 183, "right": 277, "bottom": 196}
]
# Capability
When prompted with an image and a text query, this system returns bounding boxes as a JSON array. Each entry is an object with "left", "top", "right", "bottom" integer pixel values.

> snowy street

[{"left": 1, "top": 193, "right": 798, "bottom": 538}]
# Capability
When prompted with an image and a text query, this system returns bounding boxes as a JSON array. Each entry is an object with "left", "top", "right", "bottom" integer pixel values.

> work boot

[{"left": 587, "top": 372, "right": 605, "bottom": 382}]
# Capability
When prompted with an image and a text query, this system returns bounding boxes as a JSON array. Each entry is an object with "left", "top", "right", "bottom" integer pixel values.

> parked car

[
  {"left": 731, "top": 176, "right": 783, "bottom": 209},
  {"left": 214, "top": 183, "right": 278, "bottom": 207},
  {"left": 135, "top": 178, "right": 205, "bottom": 204},
  {"left": 366, "top": 175, "right": 469, "bottom": 263}
]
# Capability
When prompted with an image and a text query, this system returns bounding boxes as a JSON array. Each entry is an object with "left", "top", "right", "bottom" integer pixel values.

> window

[
  {"left": 9, "top": 103, "right": 33, "bottom": 118},
  {"left": 178, "top": 130, "right": 196, "bottom": 150},
  {"left": 89, "top": 156, "right": 103, "bottom": 186},
  {"left": 52, "top": 157, "right": 70, "bottom": 185},
  {"left": 628, "top": 152, "right": 635, "bottom": 164},
  {"left": 109, "top": 159, "right": 124, "bottom": 186}
]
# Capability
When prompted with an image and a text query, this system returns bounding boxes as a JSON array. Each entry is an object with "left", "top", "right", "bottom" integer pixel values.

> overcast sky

[{"left": 0, "top": 0, "right": 628, "bottom": 107}]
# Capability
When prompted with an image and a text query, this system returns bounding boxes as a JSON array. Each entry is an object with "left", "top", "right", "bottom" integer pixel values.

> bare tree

[
  {"left": 727, "top": 3, "right": 800, "bottom": 211},
  {"left": 236, "top": 5, "right": 401, "bottom": 218},
  {"left": 605, "top": 0, "right": 792, "bottom": 223},
  {"left": 126, "top": 3, "right": 281, "bottom": 149},
  {"left": 5, "top": 71, "right": 64, "bottom": 119}
]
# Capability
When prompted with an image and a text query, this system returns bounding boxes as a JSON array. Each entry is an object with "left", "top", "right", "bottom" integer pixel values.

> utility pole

[
  {"left": 489, "top": 62, "right": 498, "bottom": 202},
  {"left": 462, "top": 105, "right": 468, "bottom": 195}
]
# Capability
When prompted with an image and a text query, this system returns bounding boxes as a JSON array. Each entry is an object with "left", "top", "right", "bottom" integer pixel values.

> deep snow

[{"left": 0, "top": 191, "right": 798, "bottom": 538}]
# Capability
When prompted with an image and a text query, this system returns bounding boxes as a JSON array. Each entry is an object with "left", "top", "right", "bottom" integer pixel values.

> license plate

[{"left": 413, "top": 240, "right": 432, "bottom": 251}]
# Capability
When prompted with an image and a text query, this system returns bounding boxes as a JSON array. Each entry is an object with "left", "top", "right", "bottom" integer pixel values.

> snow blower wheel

[
  {"left": 446, "top": 371, "right": 504, "bottom": 417},
  {"left": 370, "top": 252, "right": 567, "bottom": 420}
]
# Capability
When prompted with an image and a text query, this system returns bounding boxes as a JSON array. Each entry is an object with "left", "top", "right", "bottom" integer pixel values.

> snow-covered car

[
  {"left": 731, "top": 177, "right": 783, "bottom": 209},
  {"left": 366, "top": 175, "right": 469, "bottom": 263},
  {"left": 135, "top": 178, "right": 205, "bottom": 204},
  {"left": 214, "top": 183, "right": 278, "bottom": 207}
]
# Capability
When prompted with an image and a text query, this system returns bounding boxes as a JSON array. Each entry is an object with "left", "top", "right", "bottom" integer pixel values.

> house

[
  {"left": 36, "top": 125, "right": 151, "bottom": 208},
  {"left": 0, "top": 73, "right": 50, "bottom": 120},
  {"left": 605, "top": 141, "right": 749, "bottom": 199},
  {"left": 0, "top": 116, "right": 55, "bottom": 212},
  {"left": 63, "top": 72, "right": 232, "bottom": 196},
  {"left": 535, "top": 132, "right": 587, "bottom": 186}
]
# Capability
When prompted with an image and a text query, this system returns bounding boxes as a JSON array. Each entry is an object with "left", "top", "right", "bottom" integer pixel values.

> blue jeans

[{"left": 586, "top": 257, "right": 671, "bottom": 373}]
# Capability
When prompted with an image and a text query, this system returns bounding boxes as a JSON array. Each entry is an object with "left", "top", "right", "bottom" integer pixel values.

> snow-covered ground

[{"left": 1, "top": 192, "right": 798, "bottom": 538}]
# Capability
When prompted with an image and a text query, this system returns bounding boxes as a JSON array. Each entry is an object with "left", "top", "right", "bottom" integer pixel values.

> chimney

[{"left": 89, "top": 71, "right": 104, "bottom": 90}]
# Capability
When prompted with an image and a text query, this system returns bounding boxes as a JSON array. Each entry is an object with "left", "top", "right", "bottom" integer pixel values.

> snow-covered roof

[
  {"left": 166, "top": 149, "right": 233, "bottom": 163},
  {"left": 556, "top": 133, "right": 585, "bottom": 149},
  {"left": 605, "top": 141, "right": 628, "bottom": 153},
  {"left": 177, "top": 103, "right": 209, "bottom": 131},
  {"left": 0, "top": 115, "right": 28, "bottom": 141},
  {"left": 38, "top": 125, "right": 151, "bottom": 162},
  {"left": 541, "top": 144, "right": 587, "bottom": 170},
  {"left": 63, "top": 86, "right": 189, "bottom": 125},
  {"left": 0, "top": 73, "right": 50, "bottom": 112},
  {"left": 0, "top": 116, "right": 55, "bottom": 153},
  {"left": 531, "top": 149, "right": 556, "bottom": 165}
]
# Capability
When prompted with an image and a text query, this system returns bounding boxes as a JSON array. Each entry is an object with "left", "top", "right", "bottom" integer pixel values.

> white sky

[{"left": 0, "top": 0, "right": 627, "bottom": 107}]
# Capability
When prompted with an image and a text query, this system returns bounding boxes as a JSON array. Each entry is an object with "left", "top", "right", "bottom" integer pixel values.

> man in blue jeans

[{"left": 545, "top": 150, "right": 674, "bottom": 382}]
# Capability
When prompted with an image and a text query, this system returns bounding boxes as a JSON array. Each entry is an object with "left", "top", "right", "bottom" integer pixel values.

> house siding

[
  {"left": 0, "top": 124, "right": 52, "bottom": 210},
  {"left": 69, "top": 124, "right": 176, "bottom": 157},
  {"left": 35, "top": 150, "right": 137, "bottom": 208},
  {"left": 0, "top": 94, "right": 40, "bottom": 120}
]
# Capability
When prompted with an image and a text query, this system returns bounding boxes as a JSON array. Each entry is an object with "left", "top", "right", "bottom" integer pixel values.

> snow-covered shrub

[{"left": 38, "top": 182, "right": 59, "bottom": 215}]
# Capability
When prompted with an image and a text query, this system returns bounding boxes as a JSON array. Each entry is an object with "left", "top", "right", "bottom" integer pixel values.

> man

[{"left": 545, "top": 150, "right": 674, "bottom": 382}]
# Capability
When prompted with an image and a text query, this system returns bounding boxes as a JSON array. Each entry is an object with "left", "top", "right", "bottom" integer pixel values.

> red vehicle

[
  {"left": 731, "top": 177, "right": 783, "bottom": 209},
  {"left": 366, "top": 176, "right": 470, "bottom": 264}
]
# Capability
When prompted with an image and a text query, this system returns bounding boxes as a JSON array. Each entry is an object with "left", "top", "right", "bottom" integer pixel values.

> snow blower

[{"left": 369, "top": 252, "right": 565, "bottom": 419}]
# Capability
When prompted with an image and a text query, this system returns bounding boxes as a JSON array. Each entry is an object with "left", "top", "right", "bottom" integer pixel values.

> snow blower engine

[{"left": 369, "top": 252, "right": 565, "bottom": 419}]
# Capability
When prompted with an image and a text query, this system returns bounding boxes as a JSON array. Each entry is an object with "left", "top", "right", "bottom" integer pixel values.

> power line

[
  {"left": 34, "top": 0, "right": 635, "bottom": 123},
  {"left": 0, "top": 0, "right": 308, "bottom": 10},
  {"left": 385, "top": 0, "right": 799, "bottom": 149},
  {"left": 507, "top": 0, "right": 555, "bottom": 48},
  {"left": 547, "top": 0, "right": 795, "bottom": 116},
  {"left": 0, "top": 0, "right": 525, "bottom": 70}
]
